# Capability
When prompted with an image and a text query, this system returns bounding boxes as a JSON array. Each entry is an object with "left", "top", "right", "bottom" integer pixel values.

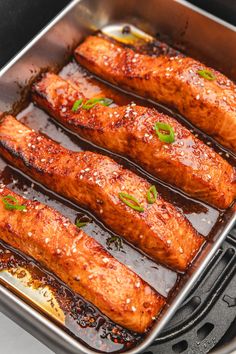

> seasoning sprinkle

[
  {"left": 2, "top": 195, "right": 26, "bottom": 211},
  {"left": 118, "top": 192, "right": 144, "bottom": 212}
]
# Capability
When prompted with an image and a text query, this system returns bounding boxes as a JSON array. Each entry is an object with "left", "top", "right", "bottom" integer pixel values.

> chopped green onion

[
  {"left": 75, "top": 217, "right": 89, "bottom": 228},
  {"left": 118, "top": 192, "right": 144, "bottom": 212},
  {"left": 2, "top": 195, "right": 26, "bottom": 211},
  {"left": 82, "top": 97, "right": 113, "bottom": 110},
  {"left": 76, "top": 220, "right": 87, "bottom": 228},
  {"left": 72, "top": 99, "right": 83, "bottom": 112},
  {"left": 197, "top": 69, "right": 215, "bottom": 81},
  {"left": 147, "top": 185, "right": 158, "bottom": 204},
  {"left": 154, "top": 122, "right": 175, "bottom": 143},
  {"left": 107, "top": 235, "right": 123, "bottom": 251}
]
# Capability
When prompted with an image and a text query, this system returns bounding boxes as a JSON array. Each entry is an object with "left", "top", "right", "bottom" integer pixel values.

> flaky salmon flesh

[
  {"left": 32, "top": 72, "right": 236, "bottom": 209},
  {"left": 0, "top": 185, "right": 165, "bottom": 332},
  {"left": 0, "top": 115, "right": 203, "bottom": 271},
  {"left": 75, "top": 35, "right": 236, "bottom": 153}
]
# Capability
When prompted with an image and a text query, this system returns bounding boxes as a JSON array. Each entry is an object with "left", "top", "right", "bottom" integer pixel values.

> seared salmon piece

[
  {"left": 0, "top": 185, "right": 164, "bottom": 332},
  {"left": 32, "top": 73, "right": 236, "bottom": 209},
  {"left": 0, "top": 115, "right": 203, "bottom": 271},
  {"left": 75, "top": 35, "right": 236, "bottom": 153}
]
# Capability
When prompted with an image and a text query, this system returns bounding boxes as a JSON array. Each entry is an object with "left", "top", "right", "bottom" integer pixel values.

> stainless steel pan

[{"left": 0, "top": 1, "right": 235, "bottom": 353}]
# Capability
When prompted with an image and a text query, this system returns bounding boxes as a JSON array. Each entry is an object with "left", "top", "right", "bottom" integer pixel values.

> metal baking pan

[{"left": 0, "top": 0, "right": 235, "bottom": 353}]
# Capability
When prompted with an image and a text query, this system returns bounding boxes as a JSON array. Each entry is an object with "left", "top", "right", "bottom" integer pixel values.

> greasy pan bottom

[{"left": 0, "top": 1, "right": 235, "bottom": 353}]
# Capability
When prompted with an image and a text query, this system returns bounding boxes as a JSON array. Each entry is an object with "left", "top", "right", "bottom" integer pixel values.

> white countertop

[{"left": 0, "top": 312, "right": 52, "bottom": 354}]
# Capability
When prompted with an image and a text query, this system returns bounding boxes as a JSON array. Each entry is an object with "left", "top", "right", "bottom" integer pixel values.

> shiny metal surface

[{"left": 0, "top": 1, "right": 235, "bottom": 353}]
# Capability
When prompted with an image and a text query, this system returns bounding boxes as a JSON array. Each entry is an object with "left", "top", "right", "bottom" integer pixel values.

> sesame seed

[
  {"left": 135, "top": 282, "right": 141, "bottom": 288},
  {"left": 126, "top": 298, "right": 131, "bottom": 304},
  {"left": 131, "top": 306, "right": 137, "bottom": 312},
  {"left": 103, "top": 257, "right": 109, "bottom": 263},
  {"left": 28, "top": 232, "right": 32, "bottom": 237},
  {"left": 196, "top": 94, "right": 200, "bottom": 100},
  {"left": 41, "top": 159, "right": 46, "bottom": 162},
  {"left": 45, "top": 238, "right": 49, "bottom": 244}
]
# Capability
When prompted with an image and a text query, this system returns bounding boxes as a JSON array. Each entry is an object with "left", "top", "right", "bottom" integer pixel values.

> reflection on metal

[{"left": 0, "top": 267, "right": 65, "bottom": 324}]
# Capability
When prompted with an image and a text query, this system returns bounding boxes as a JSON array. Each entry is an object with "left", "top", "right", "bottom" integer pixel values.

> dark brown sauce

[{"left": 0, "top": 33, "right": 235, "bottom": 353}]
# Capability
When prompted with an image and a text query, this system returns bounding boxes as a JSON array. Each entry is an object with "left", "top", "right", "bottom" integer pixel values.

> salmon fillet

[
  {"left": 0, "top": 185, "right": 164, "bottom": 332},
  {"left": 75, "top": 35, "right": 236, "bottom": 153},
  {"left": 0, "top": 115, "right": 203, "bottom": 271},
  {"left": 32, "top": 72, "right": 236, "bottom": 209}
]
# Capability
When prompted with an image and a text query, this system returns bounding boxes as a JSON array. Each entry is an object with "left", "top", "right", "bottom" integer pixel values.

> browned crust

[
  {"left": 0, "top": 185, "right": 165, "bottom": 333},
  {"left": 0, "top": 115, "right": 203, "bottom": 271},
  {"left": 32, "top": 72, "right": 236, "bottom": 209},
  {"left": 75, "top": 35, "right": 236, "bottom": 153}
]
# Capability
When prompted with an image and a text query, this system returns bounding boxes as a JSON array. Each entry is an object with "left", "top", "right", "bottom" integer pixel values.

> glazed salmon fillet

[
  {"left": 32, "top": 72, "right": 236, "bottom": 209},
  {"left": 0, "top": 185, "right": 164, "bottom": 332},
  {"left": 75, "top": 35, "right": 236, "bottom": 153},
  {"left": 0, "top": 115, "right": 203, "bottom": 271}
]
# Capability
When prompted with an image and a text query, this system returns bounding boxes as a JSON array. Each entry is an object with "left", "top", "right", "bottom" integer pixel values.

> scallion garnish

[
  {"left": 107, "top": 235, "right": 123, "bottom": 251},
  {"left": 2, "top": 195, "right": 26, "bottom": 211},
  {"left": 154, "top": 122, "right": 175, "bottom": 143},
  {"left": 75, "top": 216, "right": 90, "bottom": 228},
  {"left": 147, "top": 185, "right": 157, "bottom": 204},
  {"left": 118, "top": 192, "right": 144, "bottom": 212},
  {"left": 76, "top": 220, "right": 88, "bottom": 228},
  {"left": 72, "top": 99, "right": 83, "bottom": 112},
  {"left": 197, "top": 69, "right": 215, "bottom": 81},
  {"left": 82, "top": 97, "right": 113, "bottom": 110}
]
